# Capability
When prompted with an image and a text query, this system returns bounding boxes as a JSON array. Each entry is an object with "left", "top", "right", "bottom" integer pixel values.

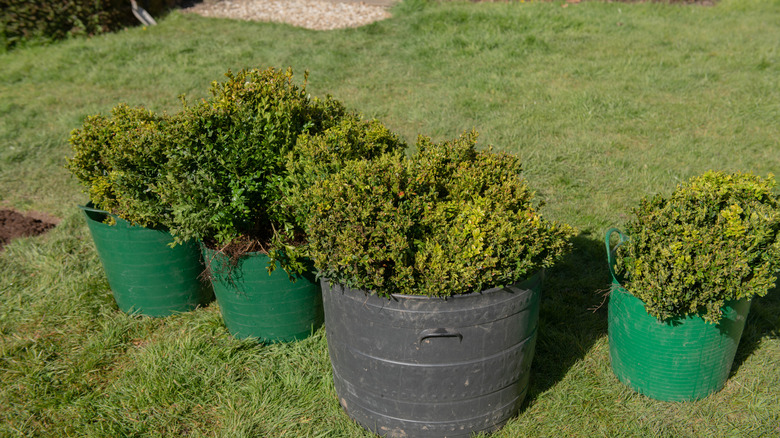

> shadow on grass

[
  {"left": 730, "top": 282, "right": 780, "bottom": 376},
  {"left": 525, "top": 232, "right": 611, "bottom": 403}
]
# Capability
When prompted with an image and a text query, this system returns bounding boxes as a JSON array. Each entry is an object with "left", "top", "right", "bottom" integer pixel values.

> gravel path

[{"left": 182, "top": 0, "right": 396, "bottom": 31}]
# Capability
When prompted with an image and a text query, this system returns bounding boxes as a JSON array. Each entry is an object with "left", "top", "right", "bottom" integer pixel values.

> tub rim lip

[{"left": 321, "top": 269, "right": 543, "bottom": 301}]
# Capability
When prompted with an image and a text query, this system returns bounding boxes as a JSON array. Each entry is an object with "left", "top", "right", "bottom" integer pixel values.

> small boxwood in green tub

[
  {"left": 305, "top": 131, "right": 575, "bottom": 438},
  {"left": 159, "top": 67, "right": 405, "bottom": 342},
  {"left": 67, "top": 104, "right": 213, "bottom": 317},
  {"left": 607, "top": 171, "right": 780, "bottom": 401}
]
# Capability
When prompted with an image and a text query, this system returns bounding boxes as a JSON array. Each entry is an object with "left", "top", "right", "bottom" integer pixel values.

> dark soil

[{"left": 0, "top": 209, "right": 57, "bottom": 250}]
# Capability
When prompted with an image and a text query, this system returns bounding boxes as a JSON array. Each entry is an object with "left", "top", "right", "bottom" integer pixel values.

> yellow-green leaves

[
  {"left": 66, "top": 67, "right": 351, "bottom": 276},
  {"left": 66, "top": 104, "right": 172, "bottom": 229},
  {"left": 616, "top": 171, "right": 780, "bottom": 323},
  {"left": 306, "top": 132, "right": 575, "bottom": 297},
  {"left": 721, "top": 204, "right": 747, "bottom": 238}
]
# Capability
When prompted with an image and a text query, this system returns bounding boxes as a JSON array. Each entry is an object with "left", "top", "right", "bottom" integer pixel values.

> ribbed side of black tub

[{"left": 321, "top": 272, "right": 542, "bottom": 438}]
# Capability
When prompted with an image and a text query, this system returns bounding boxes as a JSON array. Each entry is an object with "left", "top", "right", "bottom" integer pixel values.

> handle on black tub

[{"left": 418, "top": 328, "right": 463, "bottom": 344}]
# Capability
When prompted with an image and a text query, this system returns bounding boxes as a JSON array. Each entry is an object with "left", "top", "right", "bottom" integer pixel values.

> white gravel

[{"left": 183, "top": 0, "right": 393, "bottom": 31}]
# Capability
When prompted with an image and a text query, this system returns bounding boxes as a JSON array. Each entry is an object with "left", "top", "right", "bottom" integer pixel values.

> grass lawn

[{"left": 1, "top": 0, "right": 779, "bottom": 436}]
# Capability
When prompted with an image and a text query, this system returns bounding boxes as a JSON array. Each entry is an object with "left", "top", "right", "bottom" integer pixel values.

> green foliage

[
  {"left": 158, "top": 67, "right": 348, "bottom": 258},
  {"left": 1, "top": 0, "right": 124, "bottom": 50},
  {"left": 0, "top": 0, "right": 131, "bottom": 50},
  {"left": 271, "top": 114, "right": 407, "bottom": 258},
  {"left": 0, "top": 0, "right": 185, "bottom": 50},
  {"left": 66, "top": 103, "right": 173, "bottom": 228},
  {"left": 66, "top": 66, "right": 401, "bottom": 275},
  {"left": 615, "top": 171, "right": 780, "bottom": 323},
  {"left": 306, "top": 131, "right": 575, "bottom": 297},
  {"left": 5, "top": 1, "right": 780, "bottom": 435}
]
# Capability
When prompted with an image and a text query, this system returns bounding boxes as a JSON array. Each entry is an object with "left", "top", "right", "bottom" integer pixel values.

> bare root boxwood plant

[
  {"left": 615, "top": 171, "right": 780, "bottom": 323},
  {"left": 306, "top": 131, "right": 576, "bottom": 297}
]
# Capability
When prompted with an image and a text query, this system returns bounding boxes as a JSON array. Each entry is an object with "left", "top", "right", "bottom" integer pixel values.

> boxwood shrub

[
  {"left": 67, "top": 66, "right": 403, "bottom": 275},
  {"left": 305, "top": 130, "right": 576, "bottom": 297},
  {"left": 615, "top": 171, "right": 780, "bottom": 323},
  {"left": 67, "top": 103, "right": 174, "bottom": 228},
  {"left": 274, "top": 114, "right": 407, "bottom": 243},
  {"left": 156, "top": 68, "right": 346, "bottom": 250},
  {"left": 158, "top": 68, "right": 409, "bottom": 275}
]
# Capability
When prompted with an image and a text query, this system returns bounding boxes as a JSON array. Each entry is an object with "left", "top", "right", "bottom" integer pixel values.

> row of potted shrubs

[{"left": 67, "top": 67, "right": 780, "bottom": 438}]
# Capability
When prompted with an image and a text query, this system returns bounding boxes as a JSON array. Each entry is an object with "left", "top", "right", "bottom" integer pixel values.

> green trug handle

[{"left": 605, "top": 228, "right": 629, "bottom": 285}]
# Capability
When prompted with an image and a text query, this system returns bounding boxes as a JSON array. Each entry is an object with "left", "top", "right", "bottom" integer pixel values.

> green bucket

[
  {"left": 81, "top": 205, "right": 213, "bottom": 317},
  {"left": 605, "top": 228, "right": 751, "bottom": 402},
  {"left": 201, "top": 246, "right": 324, "bottom": 343}
]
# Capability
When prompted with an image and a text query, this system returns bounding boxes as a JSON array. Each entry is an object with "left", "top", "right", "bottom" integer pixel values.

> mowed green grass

[{"left": 1, "top": 0, "right": 779, "bottom": 436}]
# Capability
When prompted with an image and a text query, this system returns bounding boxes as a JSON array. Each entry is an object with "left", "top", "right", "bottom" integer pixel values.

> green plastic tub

[
  {"left": 81, "top": 204, "right": 212, "bottom": 317},
  {"left": 202, "top": 247, "right": 323, "bottom": 343},
  {"left": 605, "top": 228, "right": 750, "bottom": 402}
]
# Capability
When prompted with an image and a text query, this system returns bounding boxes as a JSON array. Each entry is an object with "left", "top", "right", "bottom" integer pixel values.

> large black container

[{"left": 321, "top": 272, "right": 542, "bottom": 438}]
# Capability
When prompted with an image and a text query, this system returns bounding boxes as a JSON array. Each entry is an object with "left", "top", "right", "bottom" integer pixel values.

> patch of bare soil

[{"left": 0, "top": 210, "right": 58, "bottom": 251}]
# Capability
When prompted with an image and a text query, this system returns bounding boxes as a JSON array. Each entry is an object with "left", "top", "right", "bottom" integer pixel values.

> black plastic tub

[{"left": 321, "top": 272, "right": 542, "bottom": 438}]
